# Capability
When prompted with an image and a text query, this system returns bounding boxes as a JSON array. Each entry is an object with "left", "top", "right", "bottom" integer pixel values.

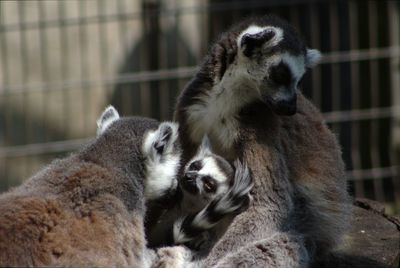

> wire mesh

[{"left": 0, "top": 0, "right": 399, "bottom": 213}]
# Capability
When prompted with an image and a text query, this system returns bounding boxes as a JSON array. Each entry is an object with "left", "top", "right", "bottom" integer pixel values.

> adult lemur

[
  {"left": 0, "top": 106, "right": 162, "bottom": 267},
  {"left": 173, "top": 15, "right": 351, "bottom": 267}
]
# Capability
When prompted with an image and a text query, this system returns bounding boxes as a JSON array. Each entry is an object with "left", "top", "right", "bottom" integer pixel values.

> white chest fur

[{"left": 185, "top": 62, "right": 258, "bottom": 156}]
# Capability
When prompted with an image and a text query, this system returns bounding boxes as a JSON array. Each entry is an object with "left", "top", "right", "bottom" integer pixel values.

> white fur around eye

[{"left": 280, "top": 53, "right": 306, "bottom": 84}]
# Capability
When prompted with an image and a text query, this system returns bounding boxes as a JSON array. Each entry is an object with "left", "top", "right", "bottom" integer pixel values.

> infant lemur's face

[{"left": 180, "top": 137, "right": 234, "bottom": 201}]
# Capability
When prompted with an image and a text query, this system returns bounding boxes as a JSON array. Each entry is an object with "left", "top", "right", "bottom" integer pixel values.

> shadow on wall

[
  {"left": 110, "top": 29, "right": 197, "bottom": 121},
  {"left": 0, "top": 106, "right": 68, "bottom": 191}
]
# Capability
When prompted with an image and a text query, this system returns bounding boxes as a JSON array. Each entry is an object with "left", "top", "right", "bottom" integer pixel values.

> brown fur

[{"left": 0, "top": 116, "right": 159, "bottom": 267}]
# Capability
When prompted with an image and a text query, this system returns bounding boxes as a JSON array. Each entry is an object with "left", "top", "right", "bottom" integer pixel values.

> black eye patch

[
  {"left": 202, "top": 175, "right": 217, "bottom": 193},
  {"left": 268, "top": 62, "right": 292, "bottom": 86},
  {"left": 188, "top": 160, "right": 203, "bottom": 171}
]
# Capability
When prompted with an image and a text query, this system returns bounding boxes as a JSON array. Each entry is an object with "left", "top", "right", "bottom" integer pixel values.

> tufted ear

[
  {"left": 96, "top": 105, "right": 120, "bottom": 135},
  {"left": 305, "top": 48, "right": 321, "bottom": 68},
  {"left": 197, "top": 135, "right": 212, "bottom": 157}
]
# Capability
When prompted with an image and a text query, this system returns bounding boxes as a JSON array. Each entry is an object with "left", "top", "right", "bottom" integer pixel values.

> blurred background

[{"left": 0, "top": 0, "right": 399, "bottom": 214}]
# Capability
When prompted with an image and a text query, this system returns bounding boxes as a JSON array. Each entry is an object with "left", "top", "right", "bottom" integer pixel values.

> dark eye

[
  {"left": 269, "top": 62, "right": 291, "bottom": 86},
  {"left": 189, "top": 160, "right": 202, "bottom": 171},
  {"left": 202, "top": 176, "right": 217, "bottom": 193}
]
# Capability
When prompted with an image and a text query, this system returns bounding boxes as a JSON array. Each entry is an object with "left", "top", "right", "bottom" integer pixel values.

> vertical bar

[
  {"left": 388, "top": 0, "right": 400, "bottom": 207},
  {"left": 116, "top": 0, "right": 132, "bottom": 115},
  {"left": 309, "top": 4, "right": 322, "bottom": 107},
  {"left": 0, "top": 2, "right": 10, "bottom": 88},
  {"left": 97, "top": 0, "right": 109, "bottom": 79},
  {"left": 58, "top": 0, "right": 71, "bottom": 136},
  {"left": 349, "top": 1, "right": 364, "bottom": 197},
  {"left": 96, "top": 0, "right": 111, "bottom": 116},
  {"left": 139, "top": 0, "right": 149, "bottom": 117},
  {"left": 178, "top": 0, "right": 187, "bottom": 120},
  {"left": 368, "top": 0, "right": 385, "bottom": 202},
  {"left": 329, "top": 2, "right": 340, "bottom": 134},
  {"left": 289, "top": 4, "right": 301, "bottom": 32},
  {"left": 78, "top": 1, "right": 90, "bottom": 136},
  {"left": 337, "top": 1, "right": 352, "bottom": 178},
  {"left": 0, "top": 1, "right": 10, "bottom": 187},
  {"left": 140, "top": 0, "right": 160, "bottom": 118},
  {"left": 38, "top": 1, "right": 50, "bottom": 142},
  {"left": 158, "top": 2, "right": 170, "bottom": 121},
  {"left": 200, "top": 0, "right": 209, "bottom": 57},
  {"left": 17, "top": 2, "right": 29, "bottom": 178}
]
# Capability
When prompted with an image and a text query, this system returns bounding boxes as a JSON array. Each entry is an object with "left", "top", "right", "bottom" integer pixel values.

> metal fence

[{"left": 0, "top": 0, "right": 399, "bottom": 213}]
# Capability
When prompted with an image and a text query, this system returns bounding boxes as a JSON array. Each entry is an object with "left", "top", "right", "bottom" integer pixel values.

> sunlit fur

[
  {"left": 174, "top": 15, "right": 350, "bottom": 268},
  {"left": 0, "top": 106, "right": 164, "bottom": 267}
]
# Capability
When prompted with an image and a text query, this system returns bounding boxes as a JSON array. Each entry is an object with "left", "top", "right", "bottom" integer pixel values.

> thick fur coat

[
  {"left": 174, "top": 15, "right": 351, "bottom": 267},
  {"left": 0, "top": 115, "right": 159, "bottom": 267}
]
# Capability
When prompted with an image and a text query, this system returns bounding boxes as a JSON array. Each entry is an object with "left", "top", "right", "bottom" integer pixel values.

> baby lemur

[{"left": 142, "top": 123, "right": 253, "bottom": 256}]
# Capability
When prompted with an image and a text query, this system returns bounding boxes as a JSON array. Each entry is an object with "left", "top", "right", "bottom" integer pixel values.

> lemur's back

[
  {"left": 0, "top": 111, "right": 158, "bottom": 267},
  {"left": 0, "top": 156, "right": 147, "bottom": 267}
]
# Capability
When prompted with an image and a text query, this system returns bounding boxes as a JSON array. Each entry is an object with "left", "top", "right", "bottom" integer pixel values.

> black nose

[
  {"left": 184, "top": 171, "right": 196, "bottom": 180},
  {"left": 275, "top": 96, "right": 297, "bottom": 116},
  {"left": 180, "top": 172, "right": 199, "bottom": 195}
]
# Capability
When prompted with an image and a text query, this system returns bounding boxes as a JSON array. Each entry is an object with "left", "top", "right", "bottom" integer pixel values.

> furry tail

[{"left": 173, "top": 160, "right": 253, "bottom": 244}]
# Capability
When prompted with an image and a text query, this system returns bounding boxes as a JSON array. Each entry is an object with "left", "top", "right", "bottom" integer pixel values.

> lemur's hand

[
  {"left": 142, "top": 122, "right": 181, "bottom": 201},
  {"left": 210, "top": 31, "right": 238, "bottom": 82}
]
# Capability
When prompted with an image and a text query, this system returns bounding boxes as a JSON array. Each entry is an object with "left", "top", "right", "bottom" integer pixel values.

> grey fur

[
  {"left": 146, "top": 135, "right": 253, "bottom": 258},
  {"left": 173, "top": 15, "right": 351, "bottom": 267},
  {"left": 0, "top": 106, "right": 180, "bottom": 267}
]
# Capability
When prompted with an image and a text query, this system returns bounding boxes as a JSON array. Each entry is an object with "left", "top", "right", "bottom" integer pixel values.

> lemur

[
  {"left": 0, "top": 106, "right": 162, "bottom": 267},
  {"left": 171, "top": 15, "right": 351, "bottom": 267},
  {"left": 143, "top": 131, "right": 253, "bottom": 257},
  {"left": 0, "top": 105, "right": 251, "bottom": 267}
]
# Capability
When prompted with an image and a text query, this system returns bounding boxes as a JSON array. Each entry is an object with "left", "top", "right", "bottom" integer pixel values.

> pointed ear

[
  {"left": 305, "top": 48, "right": 321, "bottom": 68},
  {"left": 96, "top": 105, "right": 120, "bottom": 135},
  {"left": 197, "top": 135, "right": 212, "bottom": 156}
]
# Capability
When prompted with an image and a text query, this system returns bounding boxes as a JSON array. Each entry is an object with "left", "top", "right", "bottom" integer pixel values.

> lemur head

[
  {"left": 180, "top": 136, "right": 235, "bottom": 209},
  {"left": 81, "top": 106, "right": 159, "bottom": 199},
  {"left": 213, "top": 15, "right": 321, "bottom": 115}
]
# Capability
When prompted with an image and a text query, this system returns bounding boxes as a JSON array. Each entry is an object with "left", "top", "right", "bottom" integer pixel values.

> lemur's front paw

[
  {"left": 142, "top": 122, "right": 181, "bottom": 201},
  {"left": 211, "top": 32, "right": 238, "bottom": 81}
]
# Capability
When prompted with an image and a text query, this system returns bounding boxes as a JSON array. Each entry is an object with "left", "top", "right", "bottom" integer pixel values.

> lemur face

[
  {"left": 214, "top": 16, "right": 321, "bottom": 116},
  {"left": 236, "top": 24, "right": 320, "bottom": 115},
  {"left": 180, "top": 136, "right": 234, "bottom": 203}
]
